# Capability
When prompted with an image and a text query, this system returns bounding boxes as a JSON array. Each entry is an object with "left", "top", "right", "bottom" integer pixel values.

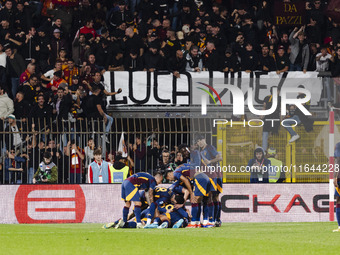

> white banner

[
  {"left": 103, "top": 71, "right": 323, "bottom": 106},
  {"left": 1, "top": 183, "right": 330, "bottom": 224}
]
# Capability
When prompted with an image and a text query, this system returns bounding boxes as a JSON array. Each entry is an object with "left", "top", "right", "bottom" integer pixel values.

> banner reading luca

[
  {"left": 274, "top": 1, "right": 306, "bottom": 27},
  {"left": 52, "top": 0, "right": 79, "bottom": 6},
  {"left": 104, "top": 71, "right": 322, "bottom": 107}
]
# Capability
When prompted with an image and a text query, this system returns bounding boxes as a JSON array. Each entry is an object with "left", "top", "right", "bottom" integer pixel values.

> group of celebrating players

[{"left": 103, "top": 134, "right": 223, "bottom": 229}]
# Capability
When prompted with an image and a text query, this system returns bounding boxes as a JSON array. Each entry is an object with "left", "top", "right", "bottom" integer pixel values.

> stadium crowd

[{"left": 0, "top": 0, "right": 339, "bottom": 184}]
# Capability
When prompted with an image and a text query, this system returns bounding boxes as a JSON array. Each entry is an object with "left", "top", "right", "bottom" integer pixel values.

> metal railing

[
  {"left": 0, "top": 115, "right": 338, "bottom": 184},
  {"left": 0, "top": 117, "right": 190, "bottom": 184}
]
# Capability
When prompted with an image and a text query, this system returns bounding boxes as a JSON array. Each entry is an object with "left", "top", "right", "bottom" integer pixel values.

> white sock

[{"left": 146, "top": 218, "right": 151, "bottom": 225}]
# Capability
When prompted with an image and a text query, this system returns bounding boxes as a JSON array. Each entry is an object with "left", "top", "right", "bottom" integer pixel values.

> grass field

[{"left": 1, "top": 222, "right": 339, "bottom": 255}]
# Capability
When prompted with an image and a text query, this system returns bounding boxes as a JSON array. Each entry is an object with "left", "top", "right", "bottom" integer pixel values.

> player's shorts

[
  {"left": 121, "top": 180, "right": 140, "bottom": 202},
  {"left": 193, "top": 173, "right": 214, "bottom": 197},
  {"left": 167, "top": 211, "right": 183, "bottom": 226},
  {"left": 212, "top": 177, "right": 223, "bottom": 194}
]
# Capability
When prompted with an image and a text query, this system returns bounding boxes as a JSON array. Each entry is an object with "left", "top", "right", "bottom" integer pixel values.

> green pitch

[{"left": 0, "top": 222, "right": 339, "bottom": 255}]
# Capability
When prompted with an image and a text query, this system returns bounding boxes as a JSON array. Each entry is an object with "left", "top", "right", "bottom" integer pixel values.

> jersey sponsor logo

[{"left": 14, "top": 185, "right": 86, "bottom": 223}]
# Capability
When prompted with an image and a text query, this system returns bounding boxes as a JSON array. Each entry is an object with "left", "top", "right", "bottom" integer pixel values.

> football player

[{"left": 116, "top": 172, "right": 163, "bottom": 229}]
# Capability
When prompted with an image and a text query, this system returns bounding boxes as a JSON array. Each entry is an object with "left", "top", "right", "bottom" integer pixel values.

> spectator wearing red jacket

[{"left": 75, "top": 18, "right": 98, "bottom": 39}]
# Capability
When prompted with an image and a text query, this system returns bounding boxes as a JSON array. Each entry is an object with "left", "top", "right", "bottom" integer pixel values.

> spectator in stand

[
  {"left": 81, "top": 53, "right": 104, "bottom": 75},
  {"left": 19, "top": 74, "right": 39, "bottom": 106},
  {"left": 143, "top": 43, "right": 164, "bottom": 72},
  {"left": 167, "top": 49, "right": 186, "bottom": 78},
  {"left": 178, "top": 2, "right": 197, "bottom": 29},
  {"left": 49, "top": 28, "right": 68, "bottom": 66},
  {"left": 280, "top": 32, "right": 290, "bottom": 53},
  {"left": 69, "top": 75, "right": 80, "bottom": 93},
  {"left": 14, "top": 91, "right": 29, "bottom": 120},
  {"left": 0, "top": 1, "right": 16, "bottom": 24},
  {"left": 275, "top": 46, "right": 290, "bottom": 74},
  {"left": 49, "top": 18, "right": 66, "bottom": 38},
  {"left": 131, "top": 135, "right": 146, "bottom": 172},
  {"left": 161, "top": 28, "right": 181, "bottom": 59},
  {"left": 289, "top": 26, "right": 310, "bottom": 72},
  {"left": 23, "top": 26, "right": 39, "bottom": 62},
  {"left": 331, "top": 47, "right": 340, "bottom": 79},
  {"left": 185, "top": 45, "right": 203, "bottom": 72},
  {"left": 72, "top": 34, "right": 89, "bottom": 65},
  {"left": 203, "top": 41, "right": 220, "bottom": 71},
  {"left": 308, "top": 43, "right": 318, "bottom": 71},
  {"left": 5, "top": 113, "right": 26, "bottom": 149},
  {"left": 316, "top": 46, "right": 332, "bottom": 101},
  {"left": 232, "top": 32, "right": 246, "bottom": 56},
  {"left": 85, "top": 86, "right": 112, "bottom": 143},
  {"left": 36, "top": 26, "right": 50, "bottom": 72},
  {"left": 0, "top": 86, "right": 14, "bottom": 120},
  {"left": 330, "top": 48, "right": 340, "bottom": 101},
  {"left": 221, "top": 47, "right": 240, "bottom": 73},
  {"left": 107, "top": 0, "right": 132, "bottom": 32},
  {"left": 240, "top": 42, "right": 259, "bottom": 72},
  {"left": 84, "top": 137, "right": 94, "bottom": 173},
  {"left": 123, "top": 27, "right": 144, "bottom": 58},
  {"left": 5, "top": 147, "right": 26, "bottom": 184},
  {"left": 26, "top": 125, "right": 39, "bottom": 184},
  {"left": 40, "top": 60, "right": 62, "bottom": 84},
  {"left": 5, "top": 45, "right": 26, "bottom": 98},
  {"left": 145, "top": 30, "right": 161, "bottom": 50},
  {"left": 108, "top": 50, "right": 124, "bottom": 71},
  {"left": 75, "top": 18, "right": 98, "bottom": 39},
  {"left": 160, "top": 19, "right": 171, "bottom": 41},
  {"left": 85, "top": 71, "right": 122, "bottom": 112},
  {"left": 53, "top": 86, "right": 72, "bottom": 122},
  {"left": 29, "top": 94, "right": 53, "bottom": 130},
  {"left": 208, "top": 23, "right": 227, "bottom": 54},
  {"left": 45, "top": 139, "right": 61, "bottom": 165},
  {"left": 124, "top": 48, "right": 143, "bottom": 71},
  {"left": 88, "top": 148, "right": 111, "bottom": 183},
  {"left": 65, "top": 139, "right": 84, "bottom": 184},
  {"left": 93, "top": 39, "right": 112, "bottom": 71},
  {"left": 45, "top": 70, "right": 67, "bottom": 95},
  {"left": 19, "top": 63, "right": 35, "bottom": 85},
  {"left": 174, "top": 151, "right": 183, "bottom": 166},
  {"left": 258, "top": 44, "right": 276, "bottom": 72},
  {"left": 63, "top": 59, "right": 79, "bottom": 87},
  {"left": 147, "top": 138, "right": 161, "bottom": 171},
  {"left": 1, "top": 19, "right": 24, "bottom": 49}
]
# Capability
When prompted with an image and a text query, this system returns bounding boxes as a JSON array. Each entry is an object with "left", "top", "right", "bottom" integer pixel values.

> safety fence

[
  {"left": 216, "top": 120, "right": 340, "bottom": 183},
  {"left": 0, "top": 117, "right": 338, "bottom": 184},
  {"left": 0, "top": 117, "right": 190, "bottom": 184}
]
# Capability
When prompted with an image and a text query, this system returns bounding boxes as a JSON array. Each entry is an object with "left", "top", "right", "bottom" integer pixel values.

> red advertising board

[
  {"left": 0, "top": 184, "right": 331, "bottom": 224},
  {"left": 14, "top": 185, "right": 86, "bottom": 224}
]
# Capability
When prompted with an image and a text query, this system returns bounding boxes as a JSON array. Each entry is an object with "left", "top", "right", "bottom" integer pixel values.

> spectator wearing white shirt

[
  {"left": 316, "top": 47, "right": 332, "bottom": 71},
  {"left": 316, "top": 47, "right": 332, "bottom": 101},
  {"left": 40, "top": 60, "right": 62, "bottom": 83}
]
